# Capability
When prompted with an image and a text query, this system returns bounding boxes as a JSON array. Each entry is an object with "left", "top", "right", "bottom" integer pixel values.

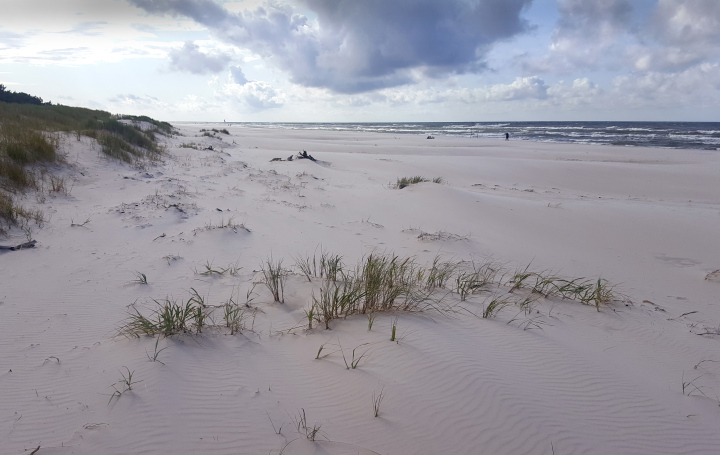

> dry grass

[{"left": 0, "top": 101, "right": 168, "bottom": 235}]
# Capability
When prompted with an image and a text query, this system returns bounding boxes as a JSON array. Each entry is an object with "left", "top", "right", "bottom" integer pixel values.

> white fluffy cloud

[
  {"left": 220, "top": 77, "right": 285, "bottom": 110},
  {"left": 167, "top": 41, "right": 232, "bottom": 74},
  {"left": 528, "top": 0, "right": 720, "bottom": 74},
  {"left": 634, "top": 0, "right": 720, "bottom": 71},
  {"left": 612, "top": 63, "right": 720, "bottom": 107},
  {"left": 524, "top": 0, "right": 634, "bottom": 73}
]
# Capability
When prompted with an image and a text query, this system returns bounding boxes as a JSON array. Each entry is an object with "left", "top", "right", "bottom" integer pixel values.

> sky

[{"left": 1, "top": 0, "right": 719, "bottom": 122}]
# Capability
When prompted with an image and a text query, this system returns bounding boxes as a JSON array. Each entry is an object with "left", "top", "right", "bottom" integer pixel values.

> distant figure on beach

[{"left": 505, "top": 132, "right": 509, "bottom": 141}]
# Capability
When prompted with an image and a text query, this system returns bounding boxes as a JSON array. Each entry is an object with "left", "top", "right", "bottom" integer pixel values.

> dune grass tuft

[
  {"left": 293, "top": 249, "right": 344, "bottom": 282},
  {"left": 372, "top": 387, "right": 386, "bottom": 417},
  {"left": 394, "top": 176, "right": 444, "bottom": 189},
  {"left": 261, "top": 257, "right": 286, "bottom": 303}
]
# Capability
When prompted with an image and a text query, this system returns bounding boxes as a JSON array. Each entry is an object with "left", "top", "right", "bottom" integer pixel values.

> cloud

[
  {"left": 167, "top": 41, "right": 233, "bottom": 74},
  {"left": 554, "top": 0, "right": 632, "bottom": 39},
  {"left": 0, "top": 29, "right": 28, "bottom": 50},
  {"left": 128, "top": 0, "right": 533, "bottom": 93},
  {"left": 649, "top": 0, "right": 720, "bottom": 46},
  {"left": 527, "top": 0, "right": 720, "bottom": 75},
  {"left": 524, "top": 0, "right": 634, "bottom": 73},
  {"left": 60, "top": 21, "right": 109, "bottom": 36},
  {"left": 221, "top": 79, "right": 285, "bottom": 110},
  {"left": 481, "top": 76, "right": 549, "bottom": 101},
  {"left": 366, "top": 76, "right": 550, "bottom": 106},
  {"left": 633, "top": 0, "right": 720, "bottom": 71},
  {"left": 109, "top": 93, "right": 168, "bottom": 108},
  {"left": 612, "top": 63, "right": 720, "bottom": 107},
  {"left": 546, "top": 78, "right": 602, "bottom": 107}
]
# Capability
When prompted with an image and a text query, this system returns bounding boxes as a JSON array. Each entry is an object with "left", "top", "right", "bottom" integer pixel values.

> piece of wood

[{"left": 0, "top": 240, "right": 37, "bottom": 251}]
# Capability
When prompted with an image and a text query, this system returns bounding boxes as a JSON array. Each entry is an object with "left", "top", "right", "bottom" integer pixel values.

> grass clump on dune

[
  {"left": 301, "top": 251, "right": 621, "bottom": 329},
  {"left": 0, "top": 191, "right": 44, "bottom": 235},
  {"left": 120, "top": 287, "right": 256, "bottom": 338},
  {"left": 507, "top": 266, "right": 617, "bottom": 311},
  {"left": 120, "top": 252, "right": 621, "bottom": 338},
  {"left": 303, "top": 252, "right": 449, "bottom": 330},
  {"left": 261, "top": 257, "right": 287, "bottom": 303},
  {"left": 294, "top": 249, "right": 344, "bottom": 282},
  {"left": 394, "top": 176, "right": 444, "bottom": 189}
]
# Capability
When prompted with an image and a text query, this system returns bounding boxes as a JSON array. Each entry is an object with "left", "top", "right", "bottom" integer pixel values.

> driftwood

[
  {"left": 0, "top": 240, "right": 37, "bottom": 251},
  {"left": 705, "top": 270, "right": 720, "bottom": 282},
  {"left": 298, "top": 150, "right": 317, "bottom": 161},
  {"left": 270, "top": 151, "right": 318, "bottom": 163}
]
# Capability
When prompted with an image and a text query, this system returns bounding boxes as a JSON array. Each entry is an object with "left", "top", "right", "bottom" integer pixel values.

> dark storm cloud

[
  {"left": 554, "top": 0, "right": 632, "bottom": 37},
  {"left": 128, "top": 0, "right": 533, "bottom": 93},
  {"left": 167, "top": 41, "right": 232, "bottom": 74}
]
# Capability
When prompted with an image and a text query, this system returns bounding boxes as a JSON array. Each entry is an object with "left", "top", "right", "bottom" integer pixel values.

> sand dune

[{"left": 2, "top": 124, "right": 720, "bottom": 454}]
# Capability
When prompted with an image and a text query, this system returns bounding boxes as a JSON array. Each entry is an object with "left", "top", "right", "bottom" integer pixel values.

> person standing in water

[{"left": 505, "top": 132, "right": 509, "bottom": 140}]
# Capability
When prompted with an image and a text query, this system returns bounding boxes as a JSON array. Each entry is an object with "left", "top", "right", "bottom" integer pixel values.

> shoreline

[{"left": 174, "top": 120, "right": 720, "bottom": 152}]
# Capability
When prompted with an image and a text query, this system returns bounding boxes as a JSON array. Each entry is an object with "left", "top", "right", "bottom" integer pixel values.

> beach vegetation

[
  {"left": 372, "top": 387, "right": 386, "bottom": 417},
  {"left": 367, "top": 311, "right": 376, "bottom": 331},
  {"left": 223, "top": 301, "right": 244, "bottom": 335},
  {"left": 146, "top": 338, "right": 168, "bottom": 364},
  {"left": 0, "top": 90, "right": 170, "bottom": 235},
  {"left": 0, "top": 192, "right": 44, "bottom": 235},
  {"left": 120, "top": 248, "right": 619, "bottom": 339},
  {"left": 483, "top": 296, "right": 512, "bottom": 318},
  {"left": 312, "top": 276, "right": 365, "bottom": 329},
  {"left": 200, "top": 128, "right": 230, "bottom": 136},
  {"left": 293, "top": 248, "right": 344, "bottom": 282},
  {"left": 315, "top": 340, "right": 331, "bottom": 359},
  {"left": 340, "top": 341, "right": 370, "bottom": 369},
  {"left": 107, "top": 367, "right": 141, "bottom": 405},
  {"left": 390, "top": 316, "right": 399, "bottom": 342},
  {"left": 394, "top": 176, "right": 427, "bottom": 188},
  {"left": 394, "top": 176, "right": 443, "bottom": 188},
  {"left": 193, "top": 260, "right": 241, "bottom": 276},
  {"left": 133, "top": 272, "right": 148, "bottom": 285},
  {"left": 292, "top": 409, "right": 323, "bottom": 441},
  {"left": 196, "top": 216, "right": 250, "bottom": 233},
  {"left": 505, "top": 264, "right": 618, "bottom": 311},
  {"left": 261, "top": 256, "right": 287, "bottom": 303}
]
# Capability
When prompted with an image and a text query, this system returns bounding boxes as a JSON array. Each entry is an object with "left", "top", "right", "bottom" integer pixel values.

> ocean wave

[{"left": 227, "top": 122, "right": 720, "bottom": 150}]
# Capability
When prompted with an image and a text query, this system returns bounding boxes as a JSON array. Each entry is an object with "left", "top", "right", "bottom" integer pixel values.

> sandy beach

[{"left": 2, "top": 124, "right": 720, "bottom": 455}]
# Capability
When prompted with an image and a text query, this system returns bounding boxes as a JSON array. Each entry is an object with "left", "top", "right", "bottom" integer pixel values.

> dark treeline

[{"left": 0, "top": 84, "right": 48, "bottom": 105}]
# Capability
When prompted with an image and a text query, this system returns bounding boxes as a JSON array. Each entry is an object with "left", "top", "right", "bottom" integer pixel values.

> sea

[{"left": 228, "top": 122, "right": 720, "bottom": 151}]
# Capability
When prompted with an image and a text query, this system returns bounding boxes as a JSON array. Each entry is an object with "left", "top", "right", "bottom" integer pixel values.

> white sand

[{"left": 2, "top": 124, "right": 720, "bottom": 454}]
